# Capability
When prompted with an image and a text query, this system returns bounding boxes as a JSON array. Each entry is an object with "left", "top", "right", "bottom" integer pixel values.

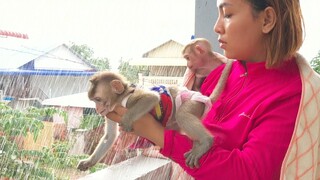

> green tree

[
  {"left": 0, "top": 104, "right": 67, "bottom": 179},
  {"left": 70, "top": 42, "right": 110, "bottom": 71},
  {"left": 90, "top": 57, "right": 110, "bottom": 71},
  {"left": 118, "top": 58, "right": 148, "bottom": 83},
  {"left": 0, "top": 103, "right": 104, "bottom": 179},
  {"left": 310, "top": 51, "right": 320, "bottom": 74}
]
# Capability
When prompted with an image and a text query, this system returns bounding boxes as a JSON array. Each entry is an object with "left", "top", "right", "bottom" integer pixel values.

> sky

[{"left": 0, "top": 0, "right": 319, "bottom": 68}]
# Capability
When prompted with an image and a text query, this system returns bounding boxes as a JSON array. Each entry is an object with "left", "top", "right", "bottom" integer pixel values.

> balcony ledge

[{"left": 78, "top": 155, "right": 172, "bottom": 180}]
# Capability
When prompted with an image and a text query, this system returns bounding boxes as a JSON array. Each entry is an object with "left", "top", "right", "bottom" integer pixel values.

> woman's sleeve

[{"left": 159, "top": 92, "right": 300, "bottom": 180}]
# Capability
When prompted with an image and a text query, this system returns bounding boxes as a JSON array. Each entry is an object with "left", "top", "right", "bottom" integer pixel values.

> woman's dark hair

[{"left": 247, "top": 0, "right": 304, "bottom": 68}]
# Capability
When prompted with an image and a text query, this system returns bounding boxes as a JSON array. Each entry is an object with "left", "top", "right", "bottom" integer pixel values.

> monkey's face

[
  {"left": 184, "top": 49, "right": 208, "bottom": 77},
  {"left": 91, "top": 83, "right": 117, "bottom": 116}
]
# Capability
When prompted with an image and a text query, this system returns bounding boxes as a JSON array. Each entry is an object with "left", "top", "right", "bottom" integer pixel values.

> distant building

[
  {"left": 0, "top": 39, "right": 97, "bottom": 109},
  {"left": 129, "top": 39, "right": 187, "bottom": 87}
]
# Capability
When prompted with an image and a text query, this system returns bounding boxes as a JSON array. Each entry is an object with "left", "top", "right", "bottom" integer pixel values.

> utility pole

[{"left": 194, "top": 0, "right": 222, "bottom": 53}]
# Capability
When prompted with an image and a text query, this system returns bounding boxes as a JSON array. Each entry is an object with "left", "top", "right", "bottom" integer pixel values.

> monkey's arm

[
  {"left": 120, "top": 90, "right": 160, "bottom": 131},
  {"left": 77, "top": 118, "right": 118, "bottom": 171}
]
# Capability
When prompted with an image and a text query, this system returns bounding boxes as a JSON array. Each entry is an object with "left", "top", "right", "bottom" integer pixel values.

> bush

[{"left": 310, "top": 51, "right": 320, "bottom": 74}]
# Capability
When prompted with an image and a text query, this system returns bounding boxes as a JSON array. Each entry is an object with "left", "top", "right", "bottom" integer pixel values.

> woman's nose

[{"left": 214, "top": 16, "right": 224, "bottom": 34}]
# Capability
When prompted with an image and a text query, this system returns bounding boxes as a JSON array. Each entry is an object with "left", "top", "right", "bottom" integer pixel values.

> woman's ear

[
  {"left": 262, "top": 7, "right": 276, "bottom": 34},
  {"left": 110, "top": 80, "right": 125, "bottom": 94}
]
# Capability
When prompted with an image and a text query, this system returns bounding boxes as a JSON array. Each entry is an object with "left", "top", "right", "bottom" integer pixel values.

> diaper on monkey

[{"left": 127, "top": 85, "right": 212, "bottom": 149}]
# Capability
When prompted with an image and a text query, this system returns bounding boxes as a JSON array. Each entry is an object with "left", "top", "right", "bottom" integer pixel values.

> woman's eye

[{"left": 224, "top": 14, "right": 232, "bottom": 18}]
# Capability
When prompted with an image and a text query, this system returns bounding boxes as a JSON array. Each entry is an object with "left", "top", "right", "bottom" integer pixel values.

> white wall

[{"left": 195, "top": 0, "right": 221, "bottom": 53}]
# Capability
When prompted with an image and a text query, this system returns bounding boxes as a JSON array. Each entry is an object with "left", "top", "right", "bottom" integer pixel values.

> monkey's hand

[{"left": 77, "top": 158, "right": 96, "bottom": 171}]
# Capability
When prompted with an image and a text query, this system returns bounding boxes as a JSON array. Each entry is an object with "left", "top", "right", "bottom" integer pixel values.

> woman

[{"left": 101, "top": 0, "right": 320, "bottom": 179}]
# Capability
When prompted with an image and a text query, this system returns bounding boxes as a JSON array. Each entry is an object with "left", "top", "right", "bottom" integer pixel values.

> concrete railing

[
  {"left": 79, "top": 155, "right": 172, "bottom": 180},
  {"left": 138, "top": 74, "right": 184, "bottom": 87}
]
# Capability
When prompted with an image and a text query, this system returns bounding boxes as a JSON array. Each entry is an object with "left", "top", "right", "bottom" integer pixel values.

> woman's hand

[
  {"left": 106, "top": 105, "right": 127, "bottom": 123},
  {"left": 107, "top": 104, "right": 165, "bottom": 148}
]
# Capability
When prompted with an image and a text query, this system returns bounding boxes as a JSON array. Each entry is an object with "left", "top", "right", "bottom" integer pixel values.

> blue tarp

[{"left": 0, "top": 69, "right": 96, "bottom": 76}]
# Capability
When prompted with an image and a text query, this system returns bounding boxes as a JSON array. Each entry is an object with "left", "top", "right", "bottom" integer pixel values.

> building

[
  {"left": 195, "top": 0, "right": 221, "bottom": 53},
  {"left": 0, "top": 39, "right": 97, "bottom": 109},
  {"left": 129, "top": 39, "right": 187, "bottom": 87}
]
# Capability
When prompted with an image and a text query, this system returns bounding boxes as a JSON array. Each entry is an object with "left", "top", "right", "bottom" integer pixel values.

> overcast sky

[{"left": 1, "top": 0, "right": 319, "bottom": 67}]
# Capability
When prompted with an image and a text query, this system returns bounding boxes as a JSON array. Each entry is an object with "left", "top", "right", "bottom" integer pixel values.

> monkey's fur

[{"left": 77, "top": 60, "right": 232, "bottom": 171}]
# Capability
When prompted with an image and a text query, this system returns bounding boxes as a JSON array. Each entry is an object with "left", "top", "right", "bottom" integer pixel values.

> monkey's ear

[
  {"left": 110, "top": 80, "right": 125, "bottom": 94},
  {"left": 195, "top": 44, "right": 205, "bottom": 54}
]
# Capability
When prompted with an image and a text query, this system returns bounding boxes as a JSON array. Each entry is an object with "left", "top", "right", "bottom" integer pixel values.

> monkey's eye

[{"left": 92, "top": 98, "right": 102, "bottom": 103}]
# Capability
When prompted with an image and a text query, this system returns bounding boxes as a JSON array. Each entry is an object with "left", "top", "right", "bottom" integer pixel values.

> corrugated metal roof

[
  {"left": 0, "top": 69, "right": 95, "bottom": 76},
  {"left": 0, "top": 38, "right": 96, "bottom": 72},
  {"left": 129, "top": 58, "right": 186, "bottom": 66},
  {"left": 42, "top": 92, "right": 95, "bottom": 108},
  {"left": 0, "top": 38, "right": 59, "bottom": 69},
  {"left": 142, "top": 39, "right": 184, "bottom": 57}
]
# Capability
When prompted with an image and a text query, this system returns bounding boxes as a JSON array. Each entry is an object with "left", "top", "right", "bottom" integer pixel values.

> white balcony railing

[
  {"left": 138, "top": 74, "right": 183, "bottom": 88},
  {"left": 79, "top": 155, "right": 172, "bottom": 180}
]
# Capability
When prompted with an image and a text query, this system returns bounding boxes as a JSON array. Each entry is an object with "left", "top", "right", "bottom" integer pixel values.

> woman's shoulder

[{"left": 201, "top": 61, "right": 237, "bottom": 95}]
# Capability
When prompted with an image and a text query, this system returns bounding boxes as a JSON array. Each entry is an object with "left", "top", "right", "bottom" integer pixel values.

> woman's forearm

[
  {"left": 132, "top": 113, "right": 165, "bottom": 148},
  {"left": 107, "top": 107, "right": 165, "bottom": 148}
]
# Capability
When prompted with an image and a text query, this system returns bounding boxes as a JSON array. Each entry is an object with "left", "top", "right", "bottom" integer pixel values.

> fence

[{"left": 138, "top": 74, "right": 184, "bottom": 87}]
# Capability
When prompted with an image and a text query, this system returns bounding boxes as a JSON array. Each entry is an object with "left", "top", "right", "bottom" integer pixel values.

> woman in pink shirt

[{"left": 101, "top": 0, "right": 320, "bottom": 179}]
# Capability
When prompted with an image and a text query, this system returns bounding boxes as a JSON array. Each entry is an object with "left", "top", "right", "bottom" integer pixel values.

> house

[
  {"left": 129, "top": 39, "right": 187, "bottom": 87},
  {"left": 0, "top": 38, "right": 99, "bottom": 151},
  {"left": 41, "top": 92, "right": 95, "bottom": 129},
  {"left": 0, "top": 38, "right": 97, "bottom": 109}
]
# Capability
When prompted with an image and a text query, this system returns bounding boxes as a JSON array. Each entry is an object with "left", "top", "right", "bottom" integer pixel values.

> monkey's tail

[{"left": 209, "top": 60, "right": 233, "bottom": 103}]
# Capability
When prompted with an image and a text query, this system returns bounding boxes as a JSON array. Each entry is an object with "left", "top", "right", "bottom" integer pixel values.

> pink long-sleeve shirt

[{"left": 160, "top": 59, "right": 302, "bottom": 180}]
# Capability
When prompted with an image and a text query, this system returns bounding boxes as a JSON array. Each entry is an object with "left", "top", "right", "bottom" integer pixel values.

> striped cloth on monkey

[{"left": 129, "top": 85, "right": 212, "bottom": 149}]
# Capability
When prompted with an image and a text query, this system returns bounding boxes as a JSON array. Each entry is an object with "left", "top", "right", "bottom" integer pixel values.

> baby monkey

[{"left": 78, "top": 60, "right": 232, "bottom": 170}]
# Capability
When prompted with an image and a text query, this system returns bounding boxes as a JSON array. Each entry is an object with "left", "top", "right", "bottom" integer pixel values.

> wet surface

[{"left": 79, "top": 155, "right": 171, "bottom": 180}]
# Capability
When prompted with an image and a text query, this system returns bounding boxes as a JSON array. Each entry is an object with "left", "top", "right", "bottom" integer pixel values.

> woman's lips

[{"left": 218, "top": 39, "right": 226, "bottom": 49}]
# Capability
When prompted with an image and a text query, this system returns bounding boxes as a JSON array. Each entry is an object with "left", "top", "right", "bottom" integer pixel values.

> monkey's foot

[{"left": 184, "top": 136, "right": 213, "bottom": 168}]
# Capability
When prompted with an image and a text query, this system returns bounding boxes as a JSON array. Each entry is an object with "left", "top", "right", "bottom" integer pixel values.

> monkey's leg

[
  {"left": 121, "top": 92, "right": 159, "bottom": 132},
  {"left": 175, "top": 100, "right": 213, "bottom": 168}
]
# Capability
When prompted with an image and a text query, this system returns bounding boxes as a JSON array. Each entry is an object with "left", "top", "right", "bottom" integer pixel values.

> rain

[
  {"left": 0, "top": 36, "right": 191, "bottom": 179},
  {"left": 0, "top": 0, "right": 319, "bottom": 179},
  {"left": 0, "top": 0, "right": 195, "bottom": 179}
]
